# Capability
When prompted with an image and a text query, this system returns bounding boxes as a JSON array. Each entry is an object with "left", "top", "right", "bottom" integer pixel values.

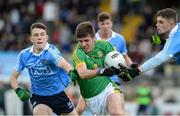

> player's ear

[
  {"left": 29, "top": 36, "right": 34, "bottom": 43},
  {"left": 110, "top": 20, "right": 113, "bottom": 27},
  {"left": 46, "top": 35, "right": 48, "bottom": 41},
  {"left": 169, "top": 18, "right": 175, "bottom": 27}
]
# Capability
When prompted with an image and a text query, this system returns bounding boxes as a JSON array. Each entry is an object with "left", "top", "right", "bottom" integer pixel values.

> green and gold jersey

[{"left": 72, "top": 40, "right": 115, "bottom": 98}]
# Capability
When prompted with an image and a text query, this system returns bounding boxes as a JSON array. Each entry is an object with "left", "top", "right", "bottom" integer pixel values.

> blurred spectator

[
  {"left": 165, "top": 95, "right": 177, "bottom": 103},
  {"left": 43, "top": 1, "right": 59, "bottom": 22},
  {"left": 136, "top": 81, "right": 153, "bottom": 115}
]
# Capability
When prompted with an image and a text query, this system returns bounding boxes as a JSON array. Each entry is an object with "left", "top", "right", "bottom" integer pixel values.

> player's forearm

[
  {"left": 77, "top": 69, "right": 98, "bottom": 79},
  {"left": 10, "top": 78, "right": 19, "bottom": 90},
  {"left": 58, "top": 58, "right": 73, "bottom": 73},
  {"left": 124, "top": 54, "right": 133, "bottom": 67},
  {"left": 140, "top": 52, "right": 172, "bottom": 72},
  {"left": 9, "top": 70, "right": 20, "bottom": 90}
]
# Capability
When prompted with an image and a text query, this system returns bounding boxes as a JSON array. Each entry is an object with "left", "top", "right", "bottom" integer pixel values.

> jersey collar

[
  {"left": 96, "top": 30, "right": 116, "bottom": 41},
  {"left": 30, "top": 43, "right": 49, "bottom": 56}
]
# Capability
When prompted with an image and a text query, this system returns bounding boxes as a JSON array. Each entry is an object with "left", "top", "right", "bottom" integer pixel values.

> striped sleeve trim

[
  {"left": 73, "top": 46, "right": 84, "bottom": 68},
  {"left": 48, "top": 47, "right": 62, "bottom": 62}
]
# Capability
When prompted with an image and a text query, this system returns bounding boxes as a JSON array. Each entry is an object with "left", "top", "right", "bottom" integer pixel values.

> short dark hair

[
  {"left": 75, "top": 21, "right": 95, "bottom": 38},
  {"left": 97, "top": 12, "right": 112, "bottom": 22},
  {"left": 156, "top": 8, "right": 177, "bottom": 23},
  {"left": 30, "top": 22, "right": 47, "bottom": 33}
]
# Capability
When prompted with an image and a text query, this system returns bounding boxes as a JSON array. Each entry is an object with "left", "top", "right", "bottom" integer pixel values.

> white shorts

[{"left": 85, "top": 83, "right": 115, "bottom": 115}]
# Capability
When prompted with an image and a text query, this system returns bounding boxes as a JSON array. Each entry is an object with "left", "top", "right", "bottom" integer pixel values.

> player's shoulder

[
  {"left": 19, "top": 46, "right": 31, "bottom": 55},
  {"left": 48, "top": 44, "right": 57, "bottom": 50},
  {"left": 18, "top": 46, "right": 32, "bottom": 59},
  {"left": 47, "top": 44, "right": 60, "bottom": 53},
  {"left": 72, "top": 44, "right": 85, "bottom": 55},
  {"left": 112, "top": 31, "right": 125, "bottom": 40},
  {"left": 169, "top": 24, "right": 180, "bottom": 38}
]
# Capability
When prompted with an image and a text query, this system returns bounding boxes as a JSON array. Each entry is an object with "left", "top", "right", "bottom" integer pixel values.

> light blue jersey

[
  {"left": 15, "top": 43, "right": 70, "bottom": 96},
  {"left": 141, "top": 23, "right": 180, "bottom": 72},
  {"left": 95, "top": 30, "right": 128, "bottom": 84}
]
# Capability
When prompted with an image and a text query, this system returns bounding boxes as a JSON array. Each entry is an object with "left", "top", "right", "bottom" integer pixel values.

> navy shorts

[{"left": 30, "top": 91, "right": 75, "bottom": 115}]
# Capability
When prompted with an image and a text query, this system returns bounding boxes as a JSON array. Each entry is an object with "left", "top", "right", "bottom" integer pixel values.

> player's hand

[
  {"left": 15, "top": 88, "right": 30, "bottom": 102},
  {"left": 151, "top": 34, "right": 161, "bottom": 45},
  {"left": 130, "top": 63, "right": 139, "bottom": 69},
  {"left": 68, "top": 69, "right": 79, "bottom": 80},
  {"left": 97, "top": 67, "right": 115, "bottom": 77},
  {"left": 68, "top": 69, "right": 80, "bottom": 86},
  {"left": 118, "top": 64, "right": 141, "bottom": 82}
]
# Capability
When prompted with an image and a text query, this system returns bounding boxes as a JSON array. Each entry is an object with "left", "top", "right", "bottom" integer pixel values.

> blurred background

[{"left": 0, "top": 0, "right": 180, "bottom": 115}]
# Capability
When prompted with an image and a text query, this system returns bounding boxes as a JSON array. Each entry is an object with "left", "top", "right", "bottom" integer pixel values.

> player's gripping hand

[
  {"left": 119, "top": 68, "right": 141, "bottom": 82},
  {"left": 118, "top": 64, "right": 141, "bottom": 82},
  {"left": 68, "top": 70, "right": 79, "bottom": 80},
  {"left": 97, "top": 67, "right": 115, "bottom": 77},
  {"left": 15, "top": 88, "right": 30, "bottom": 102},
  {"left": 68, "top": 69, "right": 80, "bottom": 86}
]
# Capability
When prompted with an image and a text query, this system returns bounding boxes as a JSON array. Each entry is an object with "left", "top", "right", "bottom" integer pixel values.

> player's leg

[
  {"left": 107, "top": 91, "right": 128, "bottom": 115},
  {"left": 76, "top": 95, "right": 87, "bottom": 115},
  {"left": 33, "top": 104, "right": 53, "bottom": 115}
]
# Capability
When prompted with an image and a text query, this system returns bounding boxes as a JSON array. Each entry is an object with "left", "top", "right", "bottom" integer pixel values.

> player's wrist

[
  {"left": 96, "top": 68, "right": 101, "bottom": 76},
  {"left": 15, "top": 87, "right": 21, "bottom": 94},
  {"left": 138, "top": 66, "right": 143, "bottom": 73}
]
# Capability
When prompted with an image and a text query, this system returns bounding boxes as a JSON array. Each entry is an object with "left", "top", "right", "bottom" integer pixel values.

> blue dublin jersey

[
  {"left": 141, "top": 23, "right": 180, "bottom": 72},
  {"left": 15, "top": 43, "right": 70, "bottom": 96},
  {"left": 163, "top": 23, "right": 180, "bottom": 55},
  {"left": 95, "top": 30, "right": 128, "bottom": 84}
]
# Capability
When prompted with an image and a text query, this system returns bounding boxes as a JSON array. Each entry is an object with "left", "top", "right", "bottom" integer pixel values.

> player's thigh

[
  {"left": 107, "top": 92, "right": 125, "bottom": 114},
  {"left": 76, "top": 95, "right": 86, "bottom": 114},
  {"left": 33, "top": 104, "right": 53, "bottom": 115}
]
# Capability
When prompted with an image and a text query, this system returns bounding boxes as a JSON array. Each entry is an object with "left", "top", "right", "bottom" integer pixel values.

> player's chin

[{"left": 37, "top": 45, "right": 45, "bottom": 50}]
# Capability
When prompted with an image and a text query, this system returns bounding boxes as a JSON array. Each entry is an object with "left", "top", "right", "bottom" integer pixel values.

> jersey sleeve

[
  {"left": 141, "top": 51, "right": 172, "bottom": 72},
  {"left": 72, "top": 46, "right": 86, "bottom": 69},
  {"left": 48, "top": 45, "right": 63, "bottom": 66},
  {"left": 15, "top": 52, "right": 25, "bottom": 73}
]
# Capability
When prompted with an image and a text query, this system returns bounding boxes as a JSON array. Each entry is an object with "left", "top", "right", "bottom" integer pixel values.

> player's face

[
  {"left": 156, "top": 16, "right": 174, "bottom": 34},
  {"left": 30, "top": 28, "right": 48, "bottom": 52},
  {"left": 98, "top": 19, "right": 112, "bottom": 33},
  {"left": 78, "top": 34, "right": 95, "bottom": 53}
]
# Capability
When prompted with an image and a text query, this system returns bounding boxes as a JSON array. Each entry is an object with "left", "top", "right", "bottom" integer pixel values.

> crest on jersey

[{"left": 42, "top": 59, "right": 48, "bottom": 65}]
